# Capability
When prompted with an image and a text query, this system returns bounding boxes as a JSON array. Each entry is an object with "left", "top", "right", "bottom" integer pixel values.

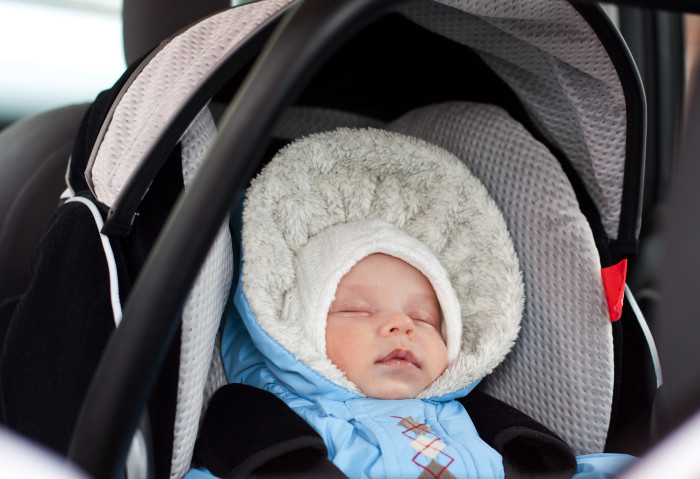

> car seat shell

[{"left": 72, "top": 0, "right": 646, "bottom": 476}]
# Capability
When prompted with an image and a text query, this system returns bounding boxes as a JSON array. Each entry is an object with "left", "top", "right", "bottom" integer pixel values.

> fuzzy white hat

[
  {"left": 242, "top": 127, "right": 523, "bottom": 399},
  {"left": 284, "top": 219, "right": 462, "bottom": 365}
]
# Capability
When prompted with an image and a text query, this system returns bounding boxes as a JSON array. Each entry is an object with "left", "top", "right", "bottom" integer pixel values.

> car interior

[{"left": 1, "top": 1, "right": 700, "bottom": 478}]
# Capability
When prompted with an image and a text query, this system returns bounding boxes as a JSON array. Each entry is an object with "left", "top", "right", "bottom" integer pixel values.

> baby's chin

[{"left": 358, "top": 382, "right": 426, "bottom": 400}]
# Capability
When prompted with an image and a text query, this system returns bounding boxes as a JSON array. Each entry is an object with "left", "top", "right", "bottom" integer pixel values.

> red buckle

[{"left": 601, "top": 259, "right": 627, "bottom": 322}]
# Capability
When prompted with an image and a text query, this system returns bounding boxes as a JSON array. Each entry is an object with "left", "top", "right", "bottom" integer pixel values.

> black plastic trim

[
  {"left": 619, "top": 7, "right": 684, "bottom": 218},
  {"left": 572, "top": 0, "right": 700, "bottom": 14},
  {"left": 573, "top": 2, "right": 647, "bottom": 258}
]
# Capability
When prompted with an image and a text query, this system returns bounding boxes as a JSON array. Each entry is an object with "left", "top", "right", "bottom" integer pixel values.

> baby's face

[{"left": 326, "top": 253, "right": 448, "bottom": 399}]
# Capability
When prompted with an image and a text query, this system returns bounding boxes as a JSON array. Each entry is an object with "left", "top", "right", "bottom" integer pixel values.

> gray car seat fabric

[
  {"left": 171, "top": 108, "right": 232, "bottom": 479},
  {"left": 85, "top": 0, "right": 296, "bottom": 208},
  {"left": 395, "top": 0, "right": 629, "bottom": 244},
  {"left": 389, "top": 102, "right": 614, "bottom": 456}
]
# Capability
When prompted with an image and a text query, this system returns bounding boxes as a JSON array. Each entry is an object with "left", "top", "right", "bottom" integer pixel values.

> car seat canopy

[{"left": 84, "top": 0, "right": 641, "bottom": 249}]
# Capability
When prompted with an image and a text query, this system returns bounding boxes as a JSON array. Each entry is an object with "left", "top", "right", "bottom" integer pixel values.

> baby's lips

[{"left": 377, "top": 348, "right": 420, "bottom": 368}]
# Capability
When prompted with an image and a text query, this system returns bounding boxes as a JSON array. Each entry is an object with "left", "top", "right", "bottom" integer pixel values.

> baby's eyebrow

[{"left": 410, "top": 292, "right": 440, "bottom": 309}]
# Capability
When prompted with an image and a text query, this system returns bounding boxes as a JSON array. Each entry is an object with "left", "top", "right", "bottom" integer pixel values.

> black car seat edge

[
  {"left": 0, "top": 0, "right": 232, "bottom": 430},
  {"left": 0, "top": 103, "right": 90, "bottom": 368}
]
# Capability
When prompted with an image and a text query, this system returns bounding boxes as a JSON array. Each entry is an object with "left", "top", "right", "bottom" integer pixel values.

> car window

[{"left": 0, "top": 0, "right": 125, "bottom": 130}]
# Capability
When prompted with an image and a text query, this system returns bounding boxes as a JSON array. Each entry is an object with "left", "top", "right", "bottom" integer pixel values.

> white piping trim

[
  {"left": 65, "top": 196, "right": 123, "bottom": 326},
  {"left": 625, "top": 284, "right": 663, "bottom": 388}
]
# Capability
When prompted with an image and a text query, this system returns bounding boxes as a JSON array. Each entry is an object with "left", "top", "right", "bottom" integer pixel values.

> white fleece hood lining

[
  {"left": 284, "top": 219, "right": 464, "bottom": 367},
  {"left": 241, "top": 127, "right": 524, "bottom": 398}
]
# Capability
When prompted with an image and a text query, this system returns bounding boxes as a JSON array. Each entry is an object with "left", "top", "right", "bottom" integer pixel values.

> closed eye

[
  {"left": 408, "top": 310, "right": 440, "bottom": 329},
  {"left": 328, "top": 304, "right": 371, "bottom": 315},
  {"left": 412, "top": 316, "right": 437, "bottom": 326}
]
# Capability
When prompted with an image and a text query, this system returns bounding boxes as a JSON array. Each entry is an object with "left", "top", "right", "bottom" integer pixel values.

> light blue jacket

[
  {"left": 219, "top": 276, "right": 504, "bottom": 478},
  {"left": 186, "top": 280, "right": 635, "bottom": 479},
  {"left": 182, "top": 269, "right": 636, "bottom": 479}
]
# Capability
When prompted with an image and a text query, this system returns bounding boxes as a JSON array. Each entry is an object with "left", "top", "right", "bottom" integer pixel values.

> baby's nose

[{"left": 381, "top": 312, "right": 416, "bottom": 338}]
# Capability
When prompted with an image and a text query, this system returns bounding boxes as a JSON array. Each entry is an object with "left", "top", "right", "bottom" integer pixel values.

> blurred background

[
  {"left": 0, "top": 0, "right": 124, "bottom": 130},
  {"left": 0, "top": 0, "right": 267, "bottom": 131},
  {"left": 0, "top": 1, "right": 698, "bottom": 132}
]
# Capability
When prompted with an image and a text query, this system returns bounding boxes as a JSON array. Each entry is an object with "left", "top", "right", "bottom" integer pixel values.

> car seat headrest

[{"left": 388, "top": 102, "right": 614, "bottom": 455}]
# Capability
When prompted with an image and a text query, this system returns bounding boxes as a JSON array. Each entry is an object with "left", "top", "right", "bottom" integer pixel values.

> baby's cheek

[
  {"left": 326, "top": 323, "right": 357, "bottom": 368},
  {"left": 327, "top": 336, "right": 361, "bottom": 370}
]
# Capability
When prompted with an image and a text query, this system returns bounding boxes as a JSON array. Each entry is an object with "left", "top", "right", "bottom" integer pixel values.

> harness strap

[
  {"left": 460, "top": 391, "right": 577, "bottom": 479},
  {"left": 194, "top": 384, "right": 346, "bottom": 479}
]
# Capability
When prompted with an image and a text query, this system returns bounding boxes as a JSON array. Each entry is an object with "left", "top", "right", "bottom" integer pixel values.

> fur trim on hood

[{"left": 241, "top": 128, "right": 523, "bottom": 399}]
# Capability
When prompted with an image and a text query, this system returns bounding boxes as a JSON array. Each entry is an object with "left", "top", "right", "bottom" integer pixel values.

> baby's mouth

[{"left": 377, "top": 349, "right": 420, "bottom": 368}]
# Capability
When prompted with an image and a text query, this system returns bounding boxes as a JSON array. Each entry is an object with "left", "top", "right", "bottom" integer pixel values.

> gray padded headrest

[{"left": 389, "top": 102, "right": 613, "bottom": 455}]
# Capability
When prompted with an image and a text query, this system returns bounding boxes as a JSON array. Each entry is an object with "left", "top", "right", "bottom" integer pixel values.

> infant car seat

[{"left": 0, "top": 1, "right": 660, "bottom": 478}]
